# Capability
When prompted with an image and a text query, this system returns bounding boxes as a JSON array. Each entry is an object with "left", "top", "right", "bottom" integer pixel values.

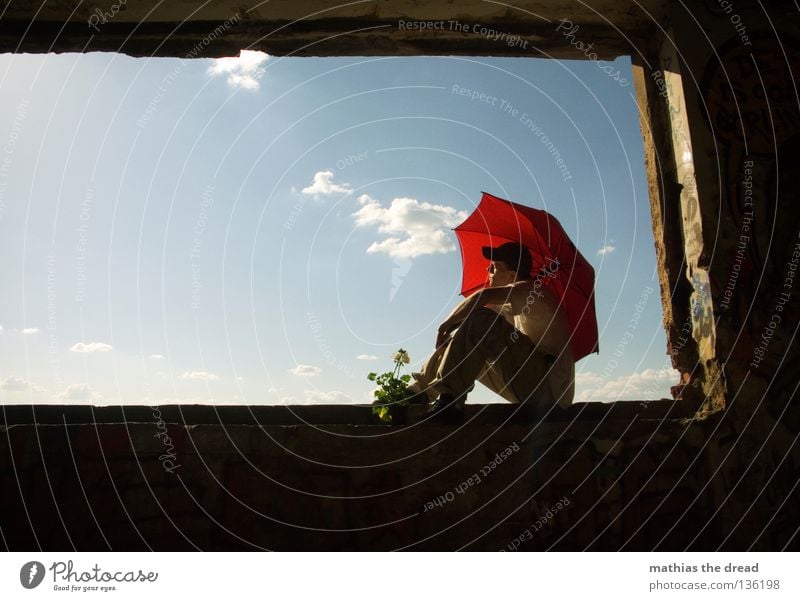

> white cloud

[
  {"left": 575, "top": 371, "right": 605, "bottom": 392},
  {"left": 0, "top": 377, "right": 27, "bottom": 391},
  {"left": 357, "top": 354, "right": 378, "bottom": 361},
  {"left": 575, "top": 367, "right": 680, "bottom": 402},
  {"left": 597, "top": 242, "right": 616, "bottom": 256},
  {"left": 54, "top": 383, "right": 100, "bottom": 402},
  {"left": 0, "top": 324, "right": 4, "bottom": 333},
  {"left": 1, "top": 376, "right": 45, "bottom": 392},
  {"left": 207, "top": 50, "right": 269, "bottom": 90},
  {"left": 276, "top": 390, "right": 355, "bottom": 405},
  {"left": 21, "top": 327, "right": 39, "bottom": 334},
  {"left": 180, "top": 370, "right": 219, "bottom": 381},
  {"left": 150, "top": 396, "right": 222, "bottom": 405},
  {"left": 288, "top": 364, "right": 322, "bottom": 376},
  {"left": 69, "top": 342, "right": 113, "bottom": 353},
  {"left": 149, "top": 354, "right": 165, "bottom": 360},
  {"left": 301, "top": 170, "right": 352, "bottom": 198},
  {"left": 352, "top": 194, "right": 468, "bottom": 259},
  {"left": 303, "top": 390, "right": 354, "bottom": 404}
]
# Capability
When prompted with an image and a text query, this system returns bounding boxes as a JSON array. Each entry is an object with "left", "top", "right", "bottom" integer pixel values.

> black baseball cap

[{"left": 481, "top": 242, "right": 532, "bottom": 275}]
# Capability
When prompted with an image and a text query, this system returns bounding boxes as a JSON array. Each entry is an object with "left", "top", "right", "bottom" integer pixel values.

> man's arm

[{"left": 435, "top": 282, "right": 526, "bottom": 347}]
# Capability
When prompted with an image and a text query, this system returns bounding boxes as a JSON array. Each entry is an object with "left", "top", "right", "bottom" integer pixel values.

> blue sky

[{"left": 0, "top": 50, "right": 679, "bottom": 406}]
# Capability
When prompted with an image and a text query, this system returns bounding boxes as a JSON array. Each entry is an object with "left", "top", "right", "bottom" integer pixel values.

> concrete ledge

[
  {"left": 0, "top": 400, "right": 699, "bottom": 427},
  {"left": 7, "top": 401, "right": 778, "bottom": 551}
]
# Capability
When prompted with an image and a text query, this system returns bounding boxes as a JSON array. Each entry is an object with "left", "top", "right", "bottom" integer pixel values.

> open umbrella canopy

[{"left": 454, "top": 191, "right": 599, "bottom": 361}]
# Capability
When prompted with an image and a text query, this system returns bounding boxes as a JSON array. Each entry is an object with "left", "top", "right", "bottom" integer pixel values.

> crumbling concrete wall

[
  {"left": 628, "top": 1, "right": 800, "bottom": 550},
  {"left": 0, "top": 0, "right": 667, "bottom": 59},
  {"left": 1, "top": 403, "right": 795, "bottom": 550}
]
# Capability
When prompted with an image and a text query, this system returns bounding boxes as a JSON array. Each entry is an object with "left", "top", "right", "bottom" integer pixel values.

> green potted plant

[{"left": 368, "top": 349, "right": 412, "bottom": 424}]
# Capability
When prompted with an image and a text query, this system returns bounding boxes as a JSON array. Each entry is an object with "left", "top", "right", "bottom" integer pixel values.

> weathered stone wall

[
  {"left": 1, "top": 403, "right": 796, "bottom": 550},
  {"left": 627, "top": 2, "right": 800, "bottom": 550},
  {"left": 0, "top": 0, "right": 667, "bottom": 59},
  {"left": 665, "top": 3, "right": 800, "bottom": 419},
  {"left": 664, "top": 2, "right": 800, "bottom": 548}
]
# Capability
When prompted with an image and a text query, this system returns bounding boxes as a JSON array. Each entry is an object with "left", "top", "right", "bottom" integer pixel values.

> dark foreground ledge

[
  {"left": 1, "top": 402, "right": 796, "bottom": 551},
  {"left": 0, "top": 398, "right": 698, "bottom": 426}
]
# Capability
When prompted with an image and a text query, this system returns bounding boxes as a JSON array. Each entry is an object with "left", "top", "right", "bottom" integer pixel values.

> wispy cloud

[
  {"left": 69, "top": 342, "right": 113, "bottom": 353},
  {"left": 352, "top": 193, "right": 468, "bottom": 259},
  {"left": 597, "top": 241, "right": 616, "bottom": 256},
  {"left": 575, "top": 367, "right": 679, "bottom": 402},
  {"left": 54, "top": 383, "right": 100, "bottom": 402},
  {"left": 1, "top": 376, "right": 46, "bottom": 392},
  {"left": 303, "top": 390, "right": 354, "bottom": 404},
  {"left": 300, "top": 170, "right": 352, "bottom": 198},
  {"left": 156, "top": 396, "right": 221, "bottom": 404},
  {"left": 149, "top": 354, "right": 166, "bottom": 360},
  {"left": 277, "top": 390, "right": 355, "bottom": 405},
  {"left": 180, "top": 370, "right": 219, "bottom": 381},
  {"left": 289, "top": 364, "right": 322, "bottom": 376},
  {"left": 356, "top": 354, "right": 378, "bottom": 361},
  {"left": 207, "top": 50, "right": 269, "bottom": 90},
  {"left": 21, "top": 327, "right": 39, "bottom": 334}
]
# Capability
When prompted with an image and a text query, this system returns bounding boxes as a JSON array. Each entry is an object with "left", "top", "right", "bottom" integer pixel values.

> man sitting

[{"left": 407, "top": 242, "right": 575, "bottom": 424}]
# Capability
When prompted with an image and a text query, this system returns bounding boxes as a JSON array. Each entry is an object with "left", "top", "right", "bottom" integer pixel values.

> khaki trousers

[{"left": 409, "top": 307, "right": 556, "bottom": 408}]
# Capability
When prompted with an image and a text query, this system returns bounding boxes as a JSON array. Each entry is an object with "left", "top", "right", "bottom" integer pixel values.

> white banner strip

[{"left": 1, "top": 552, "right": 797, "bottom": 600}]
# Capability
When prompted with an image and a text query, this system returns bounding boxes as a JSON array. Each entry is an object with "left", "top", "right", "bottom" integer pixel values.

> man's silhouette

[{"left": 407, "top": 242, "right": 575, "bottom": 424}]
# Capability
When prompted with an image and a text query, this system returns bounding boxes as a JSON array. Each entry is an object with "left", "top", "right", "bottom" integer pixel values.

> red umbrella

[{"left": 453, "top": 191, "right": 599, "bottom": 361}]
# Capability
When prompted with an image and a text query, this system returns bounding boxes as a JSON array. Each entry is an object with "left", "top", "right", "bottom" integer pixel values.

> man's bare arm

[{"left": 435, "top": 282, "right": 527, "bottom": 347}]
